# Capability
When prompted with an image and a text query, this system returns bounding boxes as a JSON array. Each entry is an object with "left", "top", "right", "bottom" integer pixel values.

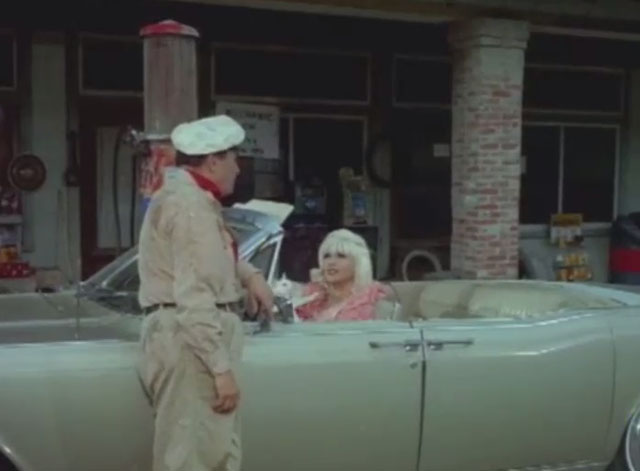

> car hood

[
  {"left": 0, "top": 290, "right": 131, "bottom": 345},
  {"left": 0, "top": 290, "right": 103, "bottom": 321}
]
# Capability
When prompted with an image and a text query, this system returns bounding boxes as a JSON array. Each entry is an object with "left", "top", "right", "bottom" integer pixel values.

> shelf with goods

[
  {"left": 0, "top": 188, "right": 32, "bottom": 279},
  {"left": 549, "top": 213, "right": 593, "bottom": 282},
  {"left": 552, "top": 248, "right": 593, "bottom": 282}
]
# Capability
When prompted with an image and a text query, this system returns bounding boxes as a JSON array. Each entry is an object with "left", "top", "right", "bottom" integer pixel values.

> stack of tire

[{"left": 609, "top": 212, "right": 640, "bottom": 284}]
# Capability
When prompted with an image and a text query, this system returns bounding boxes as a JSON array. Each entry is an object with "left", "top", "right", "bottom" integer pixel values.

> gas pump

[
  {"left": 110, "top": 125, "right": 148, "bottom": 254},
  {"left": 138, "top": 20, "right": 199, "bottom": 214},
  {"left": 293, "top": 178, "right": 327, "bottom": 218}
]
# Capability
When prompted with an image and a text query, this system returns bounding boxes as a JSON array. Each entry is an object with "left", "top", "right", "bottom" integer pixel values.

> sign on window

[{"left": 215, "top": 101, "right": 280, "bottom": 160}]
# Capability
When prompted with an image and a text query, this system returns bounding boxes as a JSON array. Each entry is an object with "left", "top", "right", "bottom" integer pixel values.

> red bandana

[
  {"left": 186, "top": 170, "right": 224, "bottom": 201},
  {"left": 186, "top": 170, "right": 238, "bottom": 261}
]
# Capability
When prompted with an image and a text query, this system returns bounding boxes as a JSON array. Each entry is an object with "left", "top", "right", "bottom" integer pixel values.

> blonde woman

[{"left": 294, "top": 229, "right": 390, "bottom": 322}]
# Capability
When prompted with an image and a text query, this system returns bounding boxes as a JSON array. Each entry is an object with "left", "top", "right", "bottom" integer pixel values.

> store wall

[
  {"left": 619, "top": 69, "right": 640, "bottom": 216},
  {"left": 21, "top": 33, "right": 81, "bottom": 284}
]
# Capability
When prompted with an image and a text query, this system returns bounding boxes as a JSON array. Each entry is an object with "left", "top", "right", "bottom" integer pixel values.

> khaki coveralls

[{"left": 138, "top": 167, "right": 259, "bottom": 471}]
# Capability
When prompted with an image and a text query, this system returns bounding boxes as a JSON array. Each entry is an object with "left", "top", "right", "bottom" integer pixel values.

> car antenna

[
  {"left": 73, "top": 258, "right": 82, "bottom": 340},
  {"left": 74, "top": 287, "right": 80, "bottom": 340}
]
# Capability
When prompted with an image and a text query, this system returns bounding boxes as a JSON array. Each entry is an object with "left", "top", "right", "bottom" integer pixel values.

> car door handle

[
  {"left": 369, "top": 339, "right": 423, "bottom": 352},
  {"left": 425, "top": 338, "right": 474, "bottom": 351}
]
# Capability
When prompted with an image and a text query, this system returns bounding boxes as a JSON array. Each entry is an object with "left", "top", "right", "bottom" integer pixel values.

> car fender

[
  {"left": 0, "top": 430, "right": 33, "bottom": 471},
  {"left": 605, "top": 306, "right": 640, "bottom": 459}
]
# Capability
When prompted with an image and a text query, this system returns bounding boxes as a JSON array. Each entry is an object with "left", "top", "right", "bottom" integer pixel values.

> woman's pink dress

[{"left": 295, "top": 282, "right": 389, "bottom": 322}]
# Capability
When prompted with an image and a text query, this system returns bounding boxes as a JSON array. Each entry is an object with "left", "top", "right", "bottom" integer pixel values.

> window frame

[
  {"left": 391, "top": 54, "right": 625, "bottom": 117},
  {"left": 0, "top": 30, "right": 16, "bottom": 92},
  {"left": 392, "top": 54, "right": 451, "bottom": 110},
  {"left": 248, "top": 237, "right": 280, "bottom": 282},
  {"left": 78, "top": 33, "right": 143, "bottom": 97},
  {"left": 279, "top": 112, "right": 369, "bottom": 183},
  {"left": 520, "top": 121, "right": 620, "bottom": 232},
  {"left": 523, "top": 63, "right": 625, "bottom": 117},
  {"left": 211, "top": 42, "right": 372, "bottom": 106}
]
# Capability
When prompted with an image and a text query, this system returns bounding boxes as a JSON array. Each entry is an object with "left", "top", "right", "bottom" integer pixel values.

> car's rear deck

[{"left": 383, "top": 280, "right": 639, "bottom": 321}]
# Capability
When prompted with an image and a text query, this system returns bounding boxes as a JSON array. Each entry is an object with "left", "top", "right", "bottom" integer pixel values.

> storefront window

[
  {"left": 292, "top": 117, "right": 364, "bottom": 180},
  {"left": 523, "top": 67, "right": 623, "bottom": 114},
  {"left": 80, "top": 36, "right": 142, "bottom": 94},
  {"left": 520, "top": 124, "right": 617, "bottom": 224},
  {"left": 563, "top": 126, "right": 616, "bottom": 222},
  {"left": 0, "top": 104, "right": 16, "bottom": 183},
  {"left": 0, "top": 33, "right": 15, "bottom": 89},
  {"left": 393, "top": 56, "right": 450, "bottom": 107},
  {"left": 392, "top": 55, "right": 625, "bottom": 116},
  {"left": 392, "top": 109, "right": 451, "bottom": 238},
  {"left": 213, "top": 46, "right": 370, "bottom": 104},
  {"left": 520, "top": 125, "right": 560, "bottom": 224}
]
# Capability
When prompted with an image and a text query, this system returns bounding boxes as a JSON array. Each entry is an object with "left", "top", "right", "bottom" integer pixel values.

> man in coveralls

[{"left": 137, "top": 115, "right": 274, "bottom": 471}]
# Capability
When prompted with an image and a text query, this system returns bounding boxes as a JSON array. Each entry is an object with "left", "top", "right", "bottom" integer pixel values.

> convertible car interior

[
  {"left": 0, "top": 277, "right": 625, "bottom": 327},
  {"left": 376, "top": 280, "right": 624, "bottom": 321}
]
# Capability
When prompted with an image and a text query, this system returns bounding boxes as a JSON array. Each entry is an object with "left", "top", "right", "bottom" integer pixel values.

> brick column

[{"left": 449, "top": 18, "right": 529, "bottom": 279}]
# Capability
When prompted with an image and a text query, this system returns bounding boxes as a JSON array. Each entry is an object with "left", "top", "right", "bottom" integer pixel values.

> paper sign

[
  {"left": 433, "top": 143, "right": 450, "bottom": 158},
  {"left": 215, "top": 101, "right": 280, "bottom": 159}
]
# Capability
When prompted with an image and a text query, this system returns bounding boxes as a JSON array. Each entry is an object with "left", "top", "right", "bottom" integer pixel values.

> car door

[
  {"left": 0, "top": 322, "right": 154, "bottom": 471},
  {"left": 61, "top": 313, "right": 423, "bottom": 471},
  {"left": 416, "top": 312, "right": 615, "bottom": 471},
  {"left": 239, "top": 319, "right": 424, "bottom": 471}
]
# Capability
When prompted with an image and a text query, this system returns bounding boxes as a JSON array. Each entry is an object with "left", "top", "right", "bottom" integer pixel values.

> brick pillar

[
  {"left": 139, "top": 20, "right": 199, "bottom": 208},
  {"left": 449, "top": 18, "right": 529, "bottom": 279}
]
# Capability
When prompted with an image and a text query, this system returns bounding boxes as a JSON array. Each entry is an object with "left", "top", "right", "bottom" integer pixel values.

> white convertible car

[{"left": 0, "top": 207, "right": 639, "bottom": 471}]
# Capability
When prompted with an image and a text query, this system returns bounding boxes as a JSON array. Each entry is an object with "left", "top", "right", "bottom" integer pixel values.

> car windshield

[{"left": 83, "top": 217, "right": 261, "bottom": 290}]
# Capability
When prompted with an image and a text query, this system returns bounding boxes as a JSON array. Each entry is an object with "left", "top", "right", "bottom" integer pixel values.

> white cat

[{"left": 271, "top": 274, "right": 320, "bottom": 322}]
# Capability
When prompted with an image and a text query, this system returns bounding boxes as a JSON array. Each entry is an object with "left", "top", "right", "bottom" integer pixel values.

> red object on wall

[
  {"left": 610, "top": 248, "right": 640, "bottom": 273},
  {"left": 139, "top": 141, "right": 176, "bottom": 199},
  {"left": 0, "top": 262, "right": 33, "bottom": 278}
]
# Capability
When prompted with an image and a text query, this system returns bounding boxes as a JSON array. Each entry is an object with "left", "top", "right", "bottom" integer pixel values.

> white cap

[{"left": 170, "top": 115, "right": 245, "bottom": 156}]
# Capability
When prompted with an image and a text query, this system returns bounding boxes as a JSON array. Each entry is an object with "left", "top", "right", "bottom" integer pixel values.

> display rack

[
  {"left": 0, "top": 188, "right": 32, "bottom": 279},
  {"left": 549, "top": 213, "right": 593, "bottom": 282}
]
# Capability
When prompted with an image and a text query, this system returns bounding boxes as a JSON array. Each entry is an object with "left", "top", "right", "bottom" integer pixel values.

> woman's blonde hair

[{"left": 311, "top": 229, "right": 374, "bottom": 288}]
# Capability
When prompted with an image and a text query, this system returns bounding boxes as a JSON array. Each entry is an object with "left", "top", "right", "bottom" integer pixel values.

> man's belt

[
  {"left": 142, "top": 301, "right": 244, "bottom": 316},
  {"left": 142, "top": 303, "right": 176, "bottom": 315},
  {"left": 216, "top": 300, "right": 245, "bottom": 312}
]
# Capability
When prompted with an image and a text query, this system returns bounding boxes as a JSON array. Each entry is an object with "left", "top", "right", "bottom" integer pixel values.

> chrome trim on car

[
  {"left": 498, "top": 460, "right": 606, "bottom": 471},
  {"left": 626, "top": 406, "right": 640, "bottom": 471},
  {"left": 0, "top": 438, "right": 31, "bottom": 471}
]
